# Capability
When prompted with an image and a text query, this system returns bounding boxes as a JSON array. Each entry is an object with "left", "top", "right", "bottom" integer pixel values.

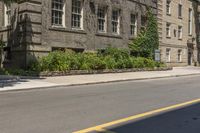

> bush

[
  {"left": 131, "top": 57, "right": 146, "bottom": 68},
  {"left": 103, "top": 56, "right": 116, "bottom": 69},
  {"left": 99, "top": 47, "right": 130, "bottom": 61},
  {"left": 29, "top": 47, "right": 165, "bottom": 72},
  {"left": 80, "top": 53, "right": 106, "bottom": 70}
]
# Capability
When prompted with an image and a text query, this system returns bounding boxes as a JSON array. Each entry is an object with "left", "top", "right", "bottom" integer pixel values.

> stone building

[
  {"left": 158, "top": 0, "right": 200, "bottom": 66},
  {"left": 0, "top": 0, "right": 157, "bottom": 68}
]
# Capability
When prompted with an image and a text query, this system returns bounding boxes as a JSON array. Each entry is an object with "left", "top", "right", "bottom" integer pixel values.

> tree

[{"left": 129, "top": 8, "right": 159, "bottom": 58}]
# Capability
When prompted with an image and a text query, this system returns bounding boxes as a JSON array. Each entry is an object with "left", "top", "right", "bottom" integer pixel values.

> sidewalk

[{"left": 0, "top": 66, "right": 200, "bottom": 92}]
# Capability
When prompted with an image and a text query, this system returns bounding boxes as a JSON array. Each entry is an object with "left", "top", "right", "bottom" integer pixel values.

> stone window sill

[
  {"left": 166, "top": 13, "right": 171, "bottom": 16},
  {"left": 95, "top": 33, "right": 122, "bottom": 39},
  {"left": 166, "top": 36, "right": 171, "bottom": 39},
  {"left": 178, "top": 16, "right": 183, "bottom": 19},
  {"left": 49, "top": 27, "right": 87, "bottom": 34}
]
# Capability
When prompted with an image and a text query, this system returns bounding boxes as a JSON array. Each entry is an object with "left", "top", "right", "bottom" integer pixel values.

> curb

[{"left": 1, "top": 73, "right": 200, "bottom": 93}]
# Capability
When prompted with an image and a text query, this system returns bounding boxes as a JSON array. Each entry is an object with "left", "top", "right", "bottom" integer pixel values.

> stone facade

[
  {"left": 0, "top": 0, "right": 157, "bottom": 68},
  {"left": 159, "top": 0, "right": 200, "bottom": 66}
]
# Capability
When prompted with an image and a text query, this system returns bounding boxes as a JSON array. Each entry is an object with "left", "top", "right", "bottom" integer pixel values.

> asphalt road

[{"left": 1, "top": 75, "right": 200, "bottom": 133}]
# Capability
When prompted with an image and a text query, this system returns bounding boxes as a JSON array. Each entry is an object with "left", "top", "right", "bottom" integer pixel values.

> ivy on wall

[{"left": 129, "top": 7, "right": 159, "bottom": 58}]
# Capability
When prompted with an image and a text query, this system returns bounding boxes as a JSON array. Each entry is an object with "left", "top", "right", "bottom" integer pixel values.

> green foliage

[
  {"left": 99, "top": 47, "right": 130, "bottom": 60},
  {"left": 99, "top": 47, "right": 133, "bottom": 69},
  {"left": 129, "top": 8, "right": 159, "bottom": 58},
  {"left": 80, "top": 53, "right": 106, "bottom": 70},
  {"left": 103, "top": 56, "right": 116, "bottom": 69},
  {"left": 29, "top": 47, "right": 164, "bottom": 72}
]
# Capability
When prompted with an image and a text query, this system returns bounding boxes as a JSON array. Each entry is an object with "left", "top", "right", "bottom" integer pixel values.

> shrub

[
  {"left": 103, "top": 56, "right": 116, "bottom": 70},
  {"left": 100, "top": 47, "right": 130, "bottom": 61},
  {"left": 80, "top": 53, "right": 106, "bottom": 70},
  {"left": 131, "top": 57, "right": 146, "bottom": 68},
  {"left": 143, "top": 58, "right": 156, "bottom": 68},
  {"left": 28, "top": 48, "right": 165, "bottom": 72},
  {"left": 35, "top": 51, "right": 73, "bottom": 71}
]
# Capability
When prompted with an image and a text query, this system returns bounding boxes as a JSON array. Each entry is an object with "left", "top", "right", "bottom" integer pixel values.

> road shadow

[
  {"left": 97, "top": 103, "right": 200, "bottom": 133},
  {"left": 0, "top": 75, "right": 45, "bottom": 88}
]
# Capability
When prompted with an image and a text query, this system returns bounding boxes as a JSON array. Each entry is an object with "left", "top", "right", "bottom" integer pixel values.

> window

[
  {"left": 130, "top": 14, "right": 137, "bottom": 36},
  {"left": 188, "top": 9, "right": 193, "bottom": 35},
  {"left": 166, "top": 0, "right": 171, "bottom": 15},
  {"left": 4, "top": 4, "right": 11, "bottom": 26},
  {"left": 166, "top": 48, "right": 171, "bottom": 62},
  {"left": 52, "top": 0, "right": 65, "bottom": 26},
  {"left": 178, "top": 4, "right": 182, "bottom": 18},
  {"left": 178, "top": 26, "right": 182, "bottom": 39},
  {"left": 72, "top": 0, "right": 83, "bottom": 29},
  {"left": 97, "top": 7, "right": 106, "bottom": 32},
  {"left": 166, "top": 22, "right": 171, "bottom": 37},
  {"left": 112, "top": 10, "right": 120, "bottom": 34},
  {"left": 141, "top": 16, "right": 147, "bottom": 31},
  {"left": 178, "top": 49, "right": 182, "bottom": 62}
]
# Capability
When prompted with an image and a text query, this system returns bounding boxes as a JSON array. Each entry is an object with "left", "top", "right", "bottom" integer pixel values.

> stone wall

[
  {"left": 0, "top": 0, "right": 158, "bottom": 68},
  {"left": 160, "top": 0, "right": 199, "bottom": 66}
]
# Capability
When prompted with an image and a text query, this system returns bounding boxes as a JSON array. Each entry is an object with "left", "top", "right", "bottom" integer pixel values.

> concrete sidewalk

[{"left": 0, "top": 66, "right": 200, "bottom": 92}]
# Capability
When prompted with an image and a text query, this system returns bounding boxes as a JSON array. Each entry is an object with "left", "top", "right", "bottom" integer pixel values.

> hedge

[{"left": 29, "top": 47, "right": 165, "bottom": 72}]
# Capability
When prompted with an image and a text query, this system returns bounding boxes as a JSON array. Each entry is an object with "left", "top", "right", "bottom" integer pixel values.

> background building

[
  {"left": 0, "top": 0, "right": 157, "bottom": 68},
  {"left": 159, "top": 0, "right": 200, "bottom": 66}
]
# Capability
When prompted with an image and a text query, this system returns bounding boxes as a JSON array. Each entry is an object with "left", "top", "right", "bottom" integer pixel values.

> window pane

[{"left": 52, "top": 0, "right": 64, "bottom": 26}]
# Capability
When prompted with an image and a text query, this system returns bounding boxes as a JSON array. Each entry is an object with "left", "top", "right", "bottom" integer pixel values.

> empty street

[{"left": 1, "top": 75, "right": 200, "bottom": 133}]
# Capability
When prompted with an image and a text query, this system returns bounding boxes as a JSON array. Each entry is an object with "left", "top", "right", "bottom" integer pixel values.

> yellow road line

[{"left": 73, "top": 99, "right": 200, "bottom": 133}]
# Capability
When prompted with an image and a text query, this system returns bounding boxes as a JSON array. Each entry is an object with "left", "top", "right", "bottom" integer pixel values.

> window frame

[
  {"left": 112, "top": 9, "right": 120, "bottom": 34},
  {"left": 51, "top": 0, "right": 65, "bottom": 27},
  {"left": 166, "top": 22, "right": 171, "bottom": 38},
  {"left": 178, "top": 25, "right": 183, "bottom": 39},
  {"left": 71, "top": 0, "right": 83, "bottom": 29},
  {"left": 141, "top": 15, "right": 147, "bottom": 31},
  {"left": 188, "top": 8, "right": 193, "bottom": 36},
  {"left": 130, "top": 13, "right": 137, "bottom": 36},
  {"left": 166, "top": 0, "right": 171, "bottom": 15},
  {"left": 166, "top": 48, "right": 171, "bottom": 62},
  {"left": 97, "top": 6, "right": 107, "bottom": 33},
  {"left": 178, "top": 4, "right": 182, "bottom": 19},
  {"left": 178, "top": 49, "right": 182, "bottom": 62},
  {"left": 4, "top": 4, "right": 11, "bottom": 27}
]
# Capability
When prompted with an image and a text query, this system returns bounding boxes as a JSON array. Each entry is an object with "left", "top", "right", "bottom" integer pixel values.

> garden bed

[{"left": 38, "top": 67, "right": 172, "bottom": 77}]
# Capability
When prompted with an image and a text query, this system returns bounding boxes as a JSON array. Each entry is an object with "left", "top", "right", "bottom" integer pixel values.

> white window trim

[
  {"left": 71, "top": 0, "right": 83, "bottom": 30},
  {"left": 51, "top": 0, "right": 66, "bottom": 27},
  {"left": 97, "top": 6, "right": 107, "bottom": 33},
  {"left": 178, "top": 4, "right": 182, "bottom": 18},
  {"left": 166, "top": 48, "right": 171, "bottom": 62},
  {"left": 188, "top": 9, "right": 193, "bottom": 35},
  {"left": 166, "top": 22, "right": 171, "bottom": 38},
  {"left": 178, "top": 49, "right": 182, "bottom": 62},
  {"left": 4, "top": 4, "right": 11, "bottom": 27},
  {"left": 178, "top": 26, "right": 183, "bottom": 39},
  {"left": 130, "top": 14, "right": 137, "bottom": 36},
  {"left": 166, "top": 0, "right": 171, "bottom": 15},
  {"left": 112, "top": 9, "right": 120, "bottom": 34}
]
